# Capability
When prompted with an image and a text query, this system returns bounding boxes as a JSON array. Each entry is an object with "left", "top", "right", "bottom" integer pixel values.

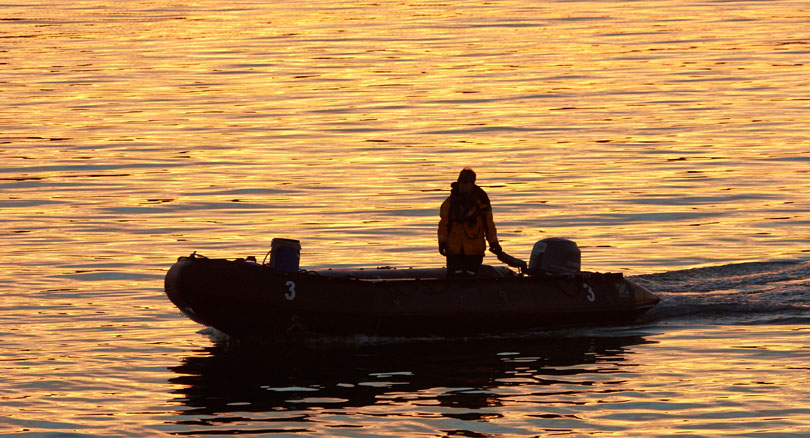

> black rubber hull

[{"left": 164, "top": 256, "right": 660, "bottom": 339}]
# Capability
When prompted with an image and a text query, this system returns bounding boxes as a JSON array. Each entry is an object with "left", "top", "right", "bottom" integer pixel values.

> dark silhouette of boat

[{"left": 164, "top": 238, "right": 660, "bottom": 339}]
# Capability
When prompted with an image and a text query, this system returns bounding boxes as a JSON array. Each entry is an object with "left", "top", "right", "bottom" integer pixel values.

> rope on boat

[{"left": 261, "top": 250, "right": 272, "bottom": 265}]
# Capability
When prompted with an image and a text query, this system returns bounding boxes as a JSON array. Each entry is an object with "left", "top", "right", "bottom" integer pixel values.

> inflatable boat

[{"left": 164, "top": 238, "right": 660, "bottom": 339}]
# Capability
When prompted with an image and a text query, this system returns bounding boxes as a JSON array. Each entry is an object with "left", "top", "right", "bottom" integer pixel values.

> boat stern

[{"left": 623, "top": 278, "right": 661, "bottom": 312}]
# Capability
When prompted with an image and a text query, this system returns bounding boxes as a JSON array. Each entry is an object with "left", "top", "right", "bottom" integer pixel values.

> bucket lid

[{"left": 271, "top": 238, "right": 301, "bottom": 249}]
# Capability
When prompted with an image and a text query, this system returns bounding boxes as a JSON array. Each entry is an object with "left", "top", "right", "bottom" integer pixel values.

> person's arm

[
  {"left": 482, "top": 203, "right": 500, "bottom": 253},
  {"left": 438, "top": 198, "right": 450, "bottom": 254}
]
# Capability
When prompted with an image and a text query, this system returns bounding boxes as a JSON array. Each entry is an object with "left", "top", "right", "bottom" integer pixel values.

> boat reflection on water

[{"left": 168, "top": 334, "right": 656, "bottom": 434}]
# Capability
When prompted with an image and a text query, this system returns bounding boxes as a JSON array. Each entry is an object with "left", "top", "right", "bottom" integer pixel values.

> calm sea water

[{"left": 2, "top": 0, "right": 809, "bottom": 436}]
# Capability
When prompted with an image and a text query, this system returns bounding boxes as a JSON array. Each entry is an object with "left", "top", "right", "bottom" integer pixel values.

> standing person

[{"left": 438, "top": 168, "right": 502, "bottom": 277}]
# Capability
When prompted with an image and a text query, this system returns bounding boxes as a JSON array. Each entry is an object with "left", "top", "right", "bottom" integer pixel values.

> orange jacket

[{"left": 438, "top": 184, "right": 499, "bottom": 256}]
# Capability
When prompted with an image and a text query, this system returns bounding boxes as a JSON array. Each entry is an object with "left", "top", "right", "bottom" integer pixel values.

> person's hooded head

[{"left": 457, "top": 167, "right": 476, "bottom": 192}]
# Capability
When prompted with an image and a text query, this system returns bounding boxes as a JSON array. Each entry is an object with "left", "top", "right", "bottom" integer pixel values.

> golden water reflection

[
  {"left": 1, "top": 0, "right": 810, "bottom": 435},
  {"left": 164, "top": 325, "right": 810, "bottom": 436}
]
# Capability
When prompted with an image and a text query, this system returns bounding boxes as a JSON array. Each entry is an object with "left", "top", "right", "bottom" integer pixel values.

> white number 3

[
  {"left": 284, "top": 281, "right": 296, "bottom": 301},
  {"left": 583, "top": 283, "right": 596, "bottom": 302}
]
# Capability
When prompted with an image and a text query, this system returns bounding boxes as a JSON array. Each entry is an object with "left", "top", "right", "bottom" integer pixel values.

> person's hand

[
  {"left": 490, "top": 242, "right": 503, "bottom": 255},
  {"left": 439, "top": 243, "right": 448, "bottom": 256}
]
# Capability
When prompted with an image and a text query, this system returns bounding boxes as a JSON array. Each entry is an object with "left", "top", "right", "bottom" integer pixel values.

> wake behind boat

[{"left": 164, "top": 238, "right": 660, "bottom": 339}]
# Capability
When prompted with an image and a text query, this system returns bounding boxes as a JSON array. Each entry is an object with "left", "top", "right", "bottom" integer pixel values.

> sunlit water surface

[{"left": 2, "top": 0, "right": 809, "bottom": 436}]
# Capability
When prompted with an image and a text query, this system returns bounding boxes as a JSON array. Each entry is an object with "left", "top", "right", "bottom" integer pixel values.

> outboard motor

[{"left": 528, "top": 237, "right": 581, "bottom": 275}]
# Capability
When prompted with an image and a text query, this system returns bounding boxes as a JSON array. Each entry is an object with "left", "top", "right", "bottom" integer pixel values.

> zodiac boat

[{"left": 164, "top": 238, "right": 660, "bottom": 339}]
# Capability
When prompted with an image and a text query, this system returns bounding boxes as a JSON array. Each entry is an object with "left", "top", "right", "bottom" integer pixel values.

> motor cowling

[{"left": 528, "top": 237, "right": 581, "bottom": 275}]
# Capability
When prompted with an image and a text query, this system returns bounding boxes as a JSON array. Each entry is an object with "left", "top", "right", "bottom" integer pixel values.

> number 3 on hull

[
  {"left": 584, "top": 283, "right": 596, "bottom": 302},
  {"left": 285, "top": 281, "right": 296, "bottom": 300}
]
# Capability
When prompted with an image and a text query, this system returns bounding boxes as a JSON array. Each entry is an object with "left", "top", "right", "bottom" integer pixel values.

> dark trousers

[{"left": 446, "top": 254, "right": 484, "bottom": 277}]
